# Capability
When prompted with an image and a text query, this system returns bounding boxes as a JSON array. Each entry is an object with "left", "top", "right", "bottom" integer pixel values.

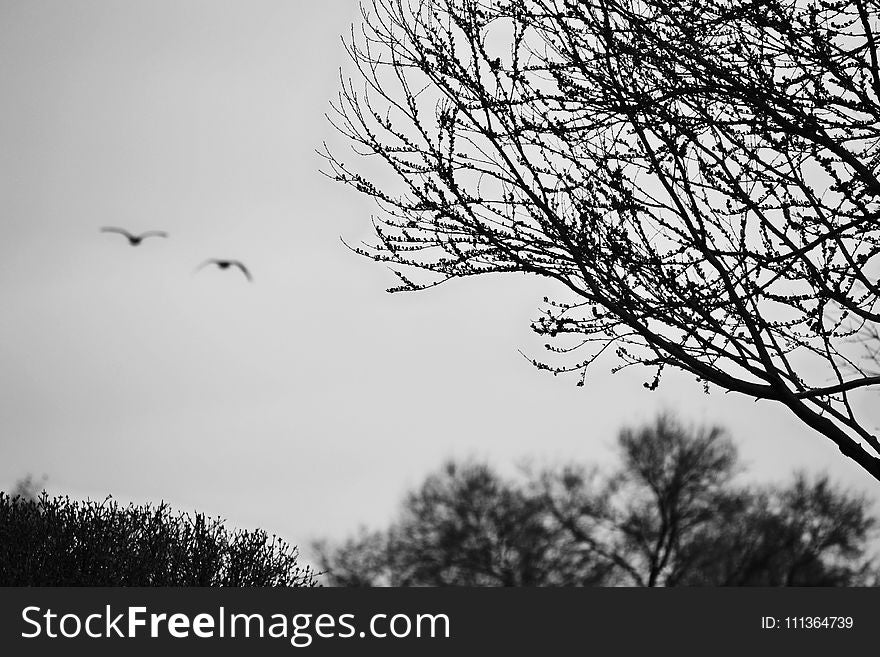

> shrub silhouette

[{"left": 0, "top": 493, "right": 317, "bottom": 586}]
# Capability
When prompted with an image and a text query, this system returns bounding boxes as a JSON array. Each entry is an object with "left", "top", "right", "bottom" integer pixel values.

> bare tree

[
  {"left": 314, "top": 461, "right": 610, "bottom": 585},
  {"left": 315, "top": 415, "right": 878, "bottom": 586},
  {"left": 542, "top": 415, "right": 740, "bottom": 586},
  {"left": 675, "top": 473, "right": 879, "bottom": 585},
  {"left": 324, "top": 0, "right": 880, "bottom": 480},
  {"left": 543, "top": 414, "right": 878, "bottom": 585}
]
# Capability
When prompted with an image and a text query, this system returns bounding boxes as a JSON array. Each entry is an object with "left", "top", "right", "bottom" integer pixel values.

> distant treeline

[
  {"left": 316, "top": 415, "right": 880, "bottom": 587},
  {"left": 0, "top": 494, "right": 317, "bottom": 587}
]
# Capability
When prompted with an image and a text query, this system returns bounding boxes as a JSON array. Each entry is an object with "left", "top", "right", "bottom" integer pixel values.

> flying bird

[
  {"left": 100, "top": 227, "right": 168, "bottom": 246},
  {"left": 196, "top": 259, "right": 253, "bottom": 282}
]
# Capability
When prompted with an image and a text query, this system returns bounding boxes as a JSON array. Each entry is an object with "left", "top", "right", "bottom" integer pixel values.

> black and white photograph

[{"left": 1, "top": 0, "right": 879, "bottom": 651}]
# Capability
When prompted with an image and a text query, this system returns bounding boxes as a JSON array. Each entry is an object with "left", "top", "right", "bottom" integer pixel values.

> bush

[{"left": 0, "top": 493, "right": 318, "bottom": 586}]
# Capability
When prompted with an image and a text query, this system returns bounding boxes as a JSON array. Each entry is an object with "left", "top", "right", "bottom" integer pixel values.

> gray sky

[{"left": 2, "top": 0, "right": 879, "bottom": 564}]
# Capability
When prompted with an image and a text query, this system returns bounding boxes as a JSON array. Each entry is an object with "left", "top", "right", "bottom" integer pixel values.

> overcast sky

[{"left": 2, "top": 0, "right": 879, "bottom": 566}]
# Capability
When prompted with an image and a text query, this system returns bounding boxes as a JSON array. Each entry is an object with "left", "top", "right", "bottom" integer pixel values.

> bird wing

[
  {"left": 195, "top": 259, "right": 220, "bottom": 273},
  {"left": 230, "top": 261, "right": 253, "bottom": 282},
  {"left": 139, "top": 230, "right": 168, "bottom": 239},
  {"left": 100, "top": 226, "right": 134, "bottom": 239}
]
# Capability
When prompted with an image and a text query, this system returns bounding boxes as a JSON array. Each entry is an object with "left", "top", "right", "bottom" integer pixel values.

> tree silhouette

[
  {"left": 316, "top": 462, "right": 610, "bottom": 585},
  {"left": 542, "top": 415, "right": 740, "bottom": 586},
  {"left": 675, "top": 474, "right": 878, "bottom": 585},
  {"left": 315, "top": 415, "right": 878, "bottom": 586},
  {"left": 325, "top": 0, "right": 880, "bottom": 481},
  {"left": 544, "top": 415, "right": 877, "bottom": 585}
]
